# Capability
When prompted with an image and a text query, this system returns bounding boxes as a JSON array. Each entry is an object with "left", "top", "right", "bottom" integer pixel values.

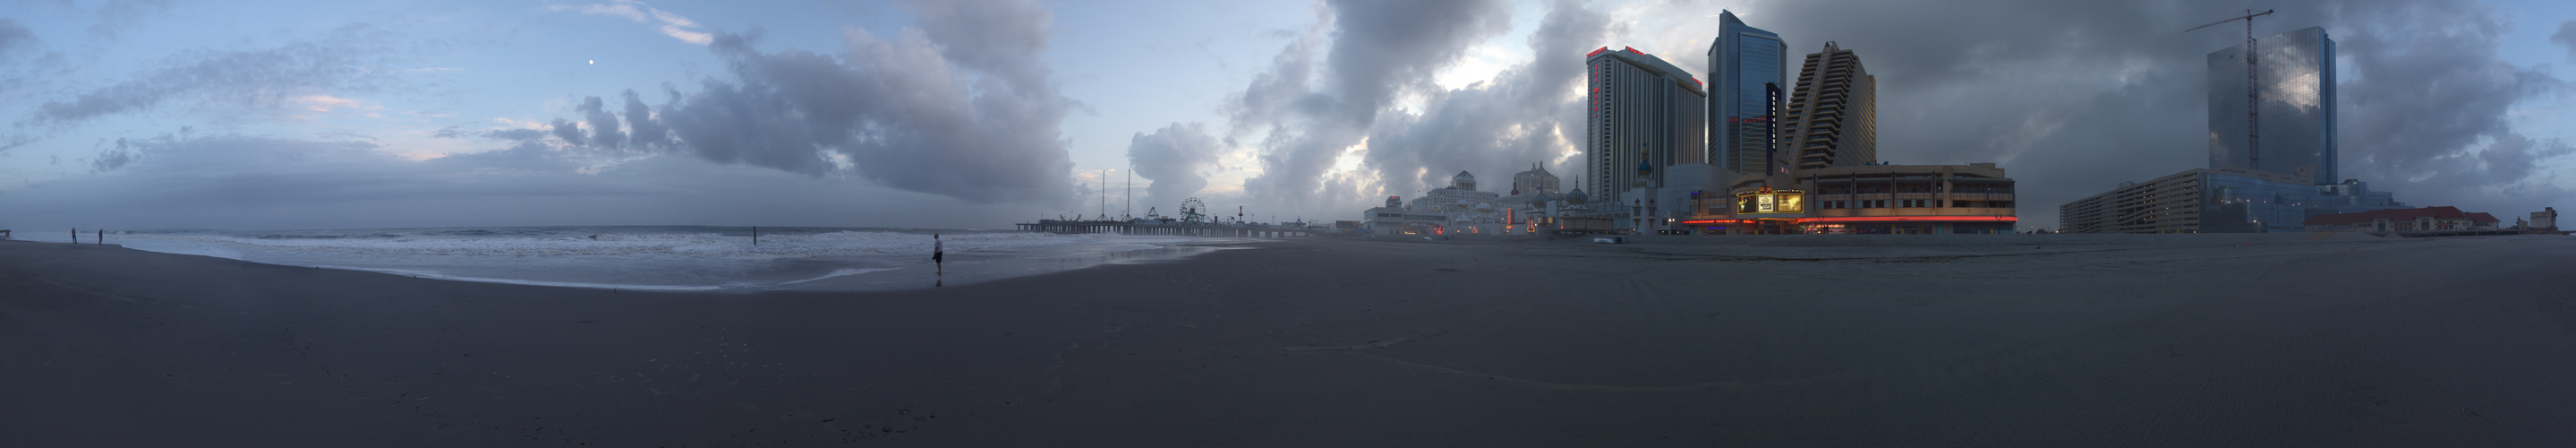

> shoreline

[
  {"left": 5, "top": 235, "right": 2574, "bottom": 445},
  {"left": 47, "top": 229, "right": 1260, "bottom": 293}
]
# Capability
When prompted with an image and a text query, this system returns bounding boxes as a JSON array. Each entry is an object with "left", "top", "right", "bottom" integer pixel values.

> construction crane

[{"left": 2188, "top": 9, "right": 2275, "bottom": 171}]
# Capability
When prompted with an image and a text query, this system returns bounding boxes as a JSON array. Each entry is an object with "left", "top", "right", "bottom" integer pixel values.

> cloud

[
  {"left": 1124, "top": 123, "right": 1223, "bottom": 210},
  {"left": 13, "top": 23, "right": 395, "bottom": 132},
  {"left": 2335, "top": 2, "right": 2566, "bottom": 209},
  {"left": 92, "top": 138, "right": 140, "bottom": 172},
  {"left": 1360, "top": 0, "right": 1612, "bottom": 197},
  {"left": 89, "top": 0, "right": 176, "bottom": 39},
  {"left": 550, "top": 1, "right": 714, "bottom": 45},
  {"left": 0, "top": 132, "right": 1050, "bottom": 230},
  {"left": 483, "top": 128, "right": 549, "bottom": 142},
  {"left": 2555, "top": 21, "right": 2576, "bottom": 61},
  {"left": 544, "top": 94, "right": 635, "bottom": 150},
  {"left": 578, "top": 95, "right": 625, "bottom": 149},
  {"left": 549, "top": 117, "right": 586, "bottom": 146},
  {"left": 568, "top": 0, "right": 1077, "bottom": 204},
  {"left": 619, "top": 89, "right": 670, "bottom": 148},
  {"left": 0, "top": 18, "right": 36, "bottom": 57},
  {"left": 1226, "top": 0, "right": 1516, "bottom": 215}
]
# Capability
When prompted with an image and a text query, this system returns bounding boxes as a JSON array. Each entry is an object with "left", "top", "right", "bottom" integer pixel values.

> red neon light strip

[
  {"left": 1586, "top": 47, "right": 1608, "bottom": 57},
  {"left": 1795, "top": 216, "right": 2017, "bottom": 223}
]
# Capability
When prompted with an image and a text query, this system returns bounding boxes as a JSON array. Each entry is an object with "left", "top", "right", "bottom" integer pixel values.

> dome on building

[
  {"left": 1635, "top": 159, "right": 1654, "bottom": 176},
  {"left": 1450, "top": 170, "right": 1478, "bottom": 191},
  {"left": 1565, "top": 188, "right": 1589, "bottom": 204}
]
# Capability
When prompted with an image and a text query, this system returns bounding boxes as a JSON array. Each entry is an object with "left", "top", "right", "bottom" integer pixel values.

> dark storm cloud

[
  {"left": 619, "top": 89, "right": 670, "bottom": 148},
  {"left": 549, "top": 117, "right": 586, "bottom": 146},
  {"left": 572, "top": 0, "right": 1076, "bottom": 203},
  {"left": 1730, "top": 0, "right": 2568, "bottom": 228},
  {"left": 1229, "top": 0, "right": 1514, "bottom": 214},
  {"left": 1361, "top": 0, "right": 1611, "bottom": 196},
  {"left": 544, "top": 94, "right": 643, "bottom": 151},
  {"left": 16, "top": 23, "right": 394, "bottom": 127},
  {"left": 576, "top": 95, "right": 625, "bottom": 150},
  {"left": 1124, "top": 123, "right": 1223, "bottom": 210},
  {"left": 2335, "top": 3, "right": 2563, "bottom": 204}
]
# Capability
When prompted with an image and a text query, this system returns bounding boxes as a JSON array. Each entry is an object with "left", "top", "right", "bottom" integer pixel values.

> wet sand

[{"left": 4, "top": 234, "right": 2573, "bottom": 446}]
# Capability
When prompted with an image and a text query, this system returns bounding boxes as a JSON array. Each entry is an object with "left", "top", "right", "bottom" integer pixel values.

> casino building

[{"left": 1675, "top": 163, "right": 2017, "bottom": 235}]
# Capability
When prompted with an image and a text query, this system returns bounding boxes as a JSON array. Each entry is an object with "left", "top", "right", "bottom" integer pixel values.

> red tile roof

[{"left": 2304, "top": 206, "right": 2500, "bottom": 226}]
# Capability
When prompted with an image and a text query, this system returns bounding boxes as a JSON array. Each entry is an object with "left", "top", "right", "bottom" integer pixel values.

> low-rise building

[
  {"left": 1672, "top": 162, "right": 2017, "bottom": 235},
  {"left": 2059, "top": 167, "right": 2404, "bottom": 234},
  {"left": 2303, "top": 206, "right": 2501, "bottom": 235}
]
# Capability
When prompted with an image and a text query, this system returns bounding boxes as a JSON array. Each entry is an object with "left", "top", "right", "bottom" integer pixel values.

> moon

[{"left": 588, "top": 60, "right": 594, "bottom": 65}]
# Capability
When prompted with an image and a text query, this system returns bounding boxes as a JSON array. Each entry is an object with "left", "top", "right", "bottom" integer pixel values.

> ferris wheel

[{"left": 1179, "top": 197, "right": 1209, "bottom": 223}]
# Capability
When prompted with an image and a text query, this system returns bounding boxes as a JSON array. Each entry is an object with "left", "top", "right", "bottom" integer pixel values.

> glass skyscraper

[
  {"left": 2208, "top": 26, "right": 2336, "bottom": 185},
  {"left": 1706, "top": 10, "right": 1787, "bottom": 176}
]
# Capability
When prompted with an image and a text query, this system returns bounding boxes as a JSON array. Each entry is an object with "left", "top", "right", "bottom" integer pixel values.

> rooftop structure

[{"left": 1509, "top": 163, "right": 1561, "bottom": 195}]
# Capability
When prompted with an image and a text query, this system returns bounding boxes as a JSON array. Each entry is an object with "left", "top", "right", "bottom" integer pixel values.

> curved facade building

[{"left": 1783, "top": 42, "right": 1877, "bottom": 170}]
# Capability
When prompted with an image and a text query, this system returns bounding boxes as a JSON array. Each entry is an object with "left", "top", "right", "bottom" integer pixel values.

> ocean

[{"left": 97, "top": 226, "right": 1241, "bottom": 291}]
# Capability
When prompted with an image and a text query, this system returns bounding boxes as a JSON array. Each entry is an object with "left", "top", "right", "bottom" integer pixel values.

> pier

[{"left": 1014, "top": 220, "right": 1335, "bottom": 237}]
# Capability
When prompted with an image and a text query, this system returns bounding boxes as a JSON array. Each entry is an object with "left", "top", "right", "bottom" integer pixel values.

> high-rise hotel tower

[
  {"left": 2209, "top": 26, "right": 2336, "bottom": 185},
  {"left": 1585, "top": 47, "right": 1706, "bottom": 204},
  {"left": 1705, "top": 11, "right": 1787, "bottom": 176},
  {"left": 1781, "top": 42, "right": 1878, "bottom": 171}
]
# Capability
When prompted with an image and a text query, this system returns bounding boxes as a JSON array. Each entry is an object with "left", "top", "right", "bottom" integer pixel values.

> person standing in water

[{"left": 932, "top": 234, "right": 944, "bottom": 275}]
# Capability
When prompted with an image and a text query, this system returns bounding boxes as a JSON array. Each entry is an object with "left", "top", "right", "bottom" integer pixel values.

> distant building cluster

[
  {"left": 2055, "top": 27, "right": 2545, "bottom": 235},
  {"left": 1347, "top": 13, "right": 2547, "bottom": 237},
  {"left": 1586, "top": 12, "right": 2015, "bottom": 236},
  {"left": 1357, "top": 10, "right": 2017, "bottom": 237}
]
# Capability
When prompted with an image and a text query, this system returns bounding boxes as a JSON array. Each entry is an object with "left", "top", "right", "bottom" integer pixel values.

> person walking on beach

[{"left": 932, "top": 234, "right": 944, "bottom": 275}]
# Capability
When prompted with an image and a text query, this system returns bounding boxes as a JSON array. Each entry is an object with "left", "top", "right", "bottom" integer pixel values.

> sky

[{"left": 2, "top": 0, "right": 2572, "bottom": 231}]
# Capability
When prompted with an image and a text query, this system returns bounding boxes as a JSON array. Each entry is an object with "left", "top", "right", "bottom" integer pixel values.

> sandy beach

[{"left": 5, "top": 233, "right": 2574, "bottom": 446}]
